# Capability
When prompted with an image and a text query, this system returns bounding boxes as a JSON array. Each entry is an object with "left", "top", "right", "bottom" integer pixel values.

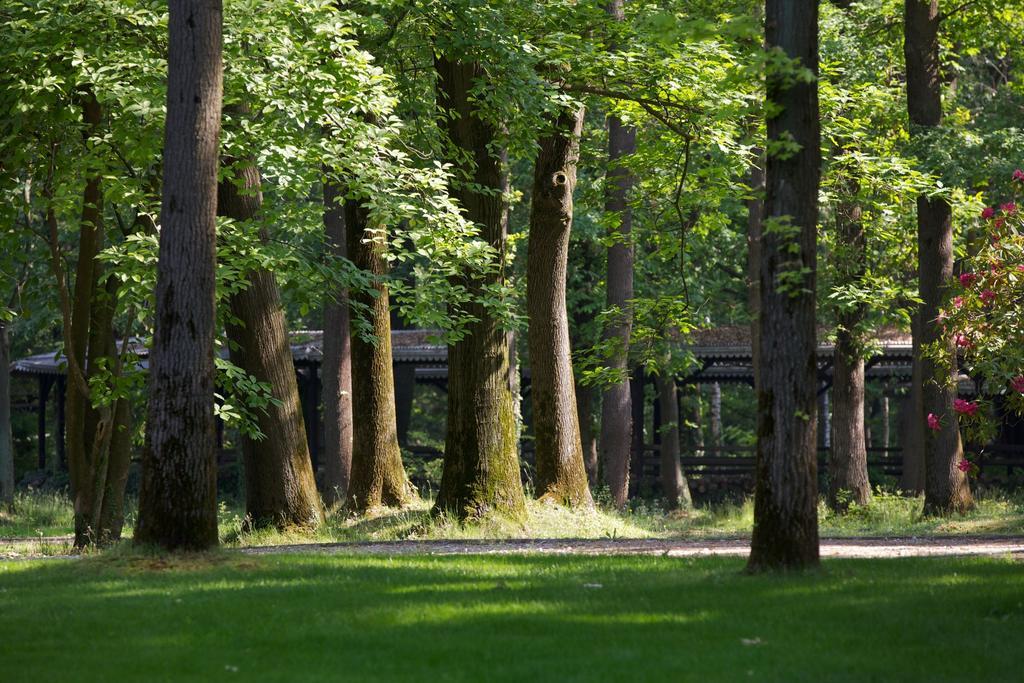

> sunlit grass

[{"left": 2, "top": 552, "right": 1022, "bottom": 681}]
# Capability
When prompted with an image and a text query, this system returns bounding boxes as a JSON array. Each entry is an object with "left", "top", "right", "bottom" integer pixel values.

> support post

[{"left": 37, "top": 376, "right": 53, "bottom": 470}]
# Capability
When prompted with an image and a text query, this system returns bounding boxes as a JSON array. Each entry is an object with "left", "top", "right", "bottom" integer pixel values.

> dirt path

[
  {"left": 4, "top": 536, "right": 1023, "bottom": 561},
  {"left": 239, "top": 536, "right": 1024, "bottom": 559}
]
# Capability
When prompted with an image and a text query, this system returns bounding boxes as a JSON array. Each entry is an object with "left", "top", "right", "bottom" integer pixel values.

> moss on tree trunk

[
  {"left": 219, "top": 157, "right": 324, "bottom": 530},
  {"left": 345, "top": 199, "right": 412, "bottom": 512},
  {"left": 433, "top": 56, "right": 525, "bottom": 522}
]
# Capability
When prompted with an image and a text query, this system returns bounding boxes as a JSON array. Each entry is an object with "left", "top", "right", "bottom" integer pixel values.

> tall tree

[
  {"left": 219, "top": 155, "right": 324, "bottom": 529},
  {"left": 135, "top": 0, "right": 223, "bottom": 551},
  {"left": 321, "top": 178, "right": 353, "bottom": 507},
  {"left": 527, "top": 104, "right": 593, "bottom": 507},
  {"left": 747, "top": 0, "right": 821, "bottom": 571},
  {"left": 345, "top": 198, "right": 413, "bottom": 511},
  {"left": 433, "top": 56, "right": 526, "bottom": 521},
  {"left": 828, "top": 176, "right": 872, "bottom": 509},
  {"left": 599, "top": 0, "right": 637, "bottom": 510},
  {"left": 904, "top": 0, "right": 973, "bottom": 514},
  {"left": 0, "top": 319, "right": 12, "bottom": 510},
  {"left": 656, "top": 371, "right": 691, "bottom": 509},
  {"left": 42, "top": 90, "right": 135, "bottom": 547}
]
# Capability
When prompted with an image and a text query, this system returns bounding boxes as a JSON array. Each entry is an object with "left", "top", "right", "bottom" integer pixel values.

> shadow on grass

[{"left": 1, "top": 553, "right": 1022, "bottom": 682}]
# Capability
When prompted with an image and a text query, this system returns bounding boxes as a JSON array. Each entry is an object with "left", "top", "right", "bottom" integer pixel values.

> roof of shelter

[{"left": 11, "top": 330, "right": 449, "bottom": 376}]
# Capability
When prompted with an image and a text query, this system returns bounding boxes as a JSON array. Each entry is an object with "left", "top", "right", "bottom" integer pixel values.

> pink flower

[
  {"left": 953, "top": 295, "right": 964, "bottom": 308},
  {"left": 959, "top": 272, "right": 977, "bottom": 288},
  {"left": 1010, "top": 376, "right": 1024, "bottom": 393},
  {"left": 954, "top": 398, "right": 979, "bottom": 416},
  {"left": 927, "top": 413, "right": 941, "bottom": 431},
  {"left": 957, "top": 459, "right": 972, "bottom": 473},
  {"left": 1013, "top": 169, "right": 1024, "bottom": 183},
  {"left": 1017, "top": 265, "right": 1024, "bottom": 273},
  {"left": 1001, "top": 202, "right": 1017, "bottom": 215},
  {"left": 995, "top": 217, "right": 1006, "bottom": 229},
  {"left": 981, "top": 206, "right": 996, "bottom": 219},
  {"left": 954, "top": 332, "right": 972, "bottom": 348},
  {"left": 980, "top": 289, "right": 996, "bottom": 305}
]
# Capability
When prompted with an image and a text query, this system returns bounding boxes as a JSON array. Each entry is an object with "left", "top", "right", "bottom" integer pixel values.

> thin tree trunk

[
  {"left": 899, "top": 374, "right": 925, "bottom": 492},
  {"left": 748, "top": 0, "right": 821, "bottom": 571},
  {"left": 599, "top": 0, "right": 636, "bottom": 510},
  {"left": 709, "top": 382, "right": 722, "bottom": 454},
  {"left": 433, "top": 56, "right": 525, "bottom": 521},
  {"left": 135, "top": 0, "right": 223, "bottom": 551},
  {"left": 881, "top": 393, "right": 890, "bottom": 451},
  {"left": 747, "top": 150, "right": 765, "bottom": 393},
  {"left": 0, "top": 320, "right": 13, "bottom": 510},
  {"left": 219, "top": 157, "right": 324, "bottom": 529},
  {"left": 657, "top": 373, "right": 691, "bottom": 509},
  {"left": 321, "top": 177, "right": 353, "bottom": 507},
  {"left": 66, "top": 91, "right": 103, "bottom": 546},
  {"left": 345, "top": 199, "right": 412, "bottom": 512},
  {"left": 576, "top": 380, "right": 598, "bottom": 486},
  {"left": 527, "top": 104, "right": 592, "bottom": 507},
  {"left": 904, "top": 0, "right": 972, "bottom": 514}
]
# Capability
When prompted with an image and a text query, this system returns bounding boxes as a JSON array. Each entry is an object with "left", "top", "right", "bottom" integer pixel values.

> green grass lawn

[{"left": 2, "top": 552, "right": 1022, "bottom": 681}]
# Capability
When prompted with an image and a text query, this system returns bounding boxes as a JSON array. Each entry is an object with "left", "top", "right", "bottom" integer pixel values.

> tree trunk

[
  {"left": 657, "top": 373, "right": 691, "bottom": 509},
  {"left": 135, "top": 0, "right": 222, "bottom": 551},
  {"left": 345, "top": 199, "right": 412, "bottom": 512},
  {"left": 830, "top": 333, "right": 871, "bottom": 508},
  {"left": 0, "top": 320, "right": 13, "bottom": 510},
  {"left": 599, "top": 0, "right": 636, "bottom": 510},
  {"left": 219, "top": 158, "right": 324, "bottom": 529},
  {"left": 747, "top": 147, "right": 765, "bottom": 396},
  {"left": 321, "top": 177, "right": 353, "bottom": 507},
  {"left": 829, "top": 192, "right": 872, "bottom": 509},
  {"left": 576, "top": 380, "right": 598, "bottom": 486},
  {"left": 66, "top": 91, "right": 103, "bottom": 546},
  {"left": 899, "top": 375, "right": 926, "bottom": 492},
  {"left": 904, "top": 0, "right": 972, "bottom": 514},
  {"left": 709, "top": 382, "right": 722, "bottom": 454},
  {"left": 881, "top": 393, "right": 890, "bottom": 451},
  {"left": 747, "top": 0, "right": 821, "bottom": 572},
  {"left": 433, "top": 56, "right": 525, "bottom": 521},
  {"left": 527, "top": 104, "right": 592, "bottom": 507}
]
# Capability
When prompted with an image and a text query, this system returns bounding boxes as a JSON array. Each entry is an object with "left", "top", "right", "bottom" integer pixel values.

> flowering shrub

[{"left": 928, "top": 170, "right": 1024, "bottom": 475}]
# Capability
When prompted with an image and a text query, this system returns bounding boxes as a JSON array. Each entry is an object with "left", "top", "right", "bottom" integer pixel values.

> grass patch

[
  {"left": 5, "top": 488, "right": 1024, "bottom": 552},
  {"left": 0, "top": 491, "right": 75, "bottom": 538},
  {"left": 1, "top": 552, "right": 1022, "bottom": 681}
]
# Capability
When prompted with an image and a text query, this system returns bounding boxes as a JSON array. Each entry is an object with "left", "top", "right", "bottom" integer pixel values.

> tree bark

[
  {"left": 576, "top": 381, "right": 598, "bottom": 486},
  {"left": 747, "top": 0, "right": 821, "bottom": 571},
  {"left": 0, "top": 320, "right": 13, "bottom": 510},
  {"left": 527, "top": 105, "right": 592, "bottom": 507},
  {"left": 709, "top": 382, "right": 722, "bottom": 454},
  {"left": 829, "top": 191, "right": 872, "bottom": 509},
  {"left": 433, "top": 56, "right": 526, "bottom": 521},
  {"left": 657, "top": 373, "right": 691, "bottom": 509},
  {"left": 904, "top": 0, "right": 972, "bottom": 514},
  {"left": 747, "top": 149, "right": 765, "bottom": 392},
  {"left": 219, "top": 158, "right": 324, "bottom": 530},
  {"left": 321, "top": 177, "right": 353, "bottom": 507},
  {"left": 135, "top": 0, "right": 223, "bottom": 551},
  {"left": 345, "top": 199, "right": 412, "bottom": 512},
  {"left": 830, "top": 335, "right": 871, "bottom": 508},
  {"left": 599, "top": 0, "right": 636, "bottom": 510}
]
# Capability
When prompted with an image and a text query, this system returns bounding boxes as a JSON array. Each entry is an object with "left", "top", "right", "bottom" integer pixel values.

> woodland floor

[{"left": 1, "top": 552, "right": 1022, "bottom": 681}]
